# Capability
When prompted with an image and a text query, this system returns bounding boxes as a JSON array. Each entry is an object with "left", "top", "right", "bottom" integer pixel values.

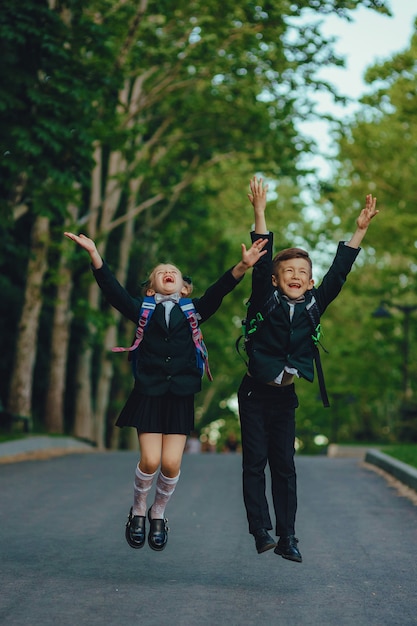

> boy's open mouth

[{"left": 164, "top": 276, "right": 174, "bottom": 283}]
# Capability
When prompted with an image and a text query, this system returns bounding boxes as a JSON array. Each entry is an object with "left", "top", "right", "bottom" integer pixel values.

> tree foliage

[
  {"left": 0, "top": 0, "right": 395, "bottom": 446},
  {"left": 309, "top": 17, "right": 417, "bottom": 444}
]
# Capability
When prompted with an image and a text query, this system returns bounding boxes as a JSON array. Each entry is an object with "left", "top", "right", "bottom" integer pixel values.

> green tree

[
  {"left": 315, "top": 17, "right": 417, "bottom": 443},
  {"left": 0, "top": 0, "right": 391, "bottom": 445},
  {"left": 0, "top": 0, "right": 117, "bottom": 426}
]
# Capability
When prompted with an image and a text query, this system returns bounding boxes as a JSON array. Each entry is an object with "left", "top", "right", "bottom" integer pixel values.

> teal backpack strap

[
  {"left": 236, "top": 292, "right": 280, "bottom": 364},
  {"left": 179, "top": 298, "right": 213, "bottom": 381}
]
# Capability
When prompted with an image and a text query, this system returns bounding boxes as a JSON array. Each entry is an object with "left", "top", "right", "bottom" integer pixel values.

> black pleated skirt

[{"left": 115, "top": 387, "right": 195, "bottom": 435}]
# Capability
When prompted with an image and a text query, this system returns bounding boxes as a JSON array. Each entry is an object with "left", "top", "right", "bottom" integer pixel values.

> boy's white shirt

[{"left": 273, "top": 300, "right": 300, "bottom": 385}]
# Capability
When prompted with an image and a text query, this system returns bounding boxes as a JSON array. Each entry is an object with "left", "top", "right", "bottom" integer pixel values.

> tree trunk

[
  {"left": 94, "top": 193, "right": 136, "bottom": 449},
  {"left": 72, "top": 282, "right": 99, "bottom": 443},
  {"left": 7, "top": 215, "right": 50, "bottom": 421},
  {"left": 43, "top": 261, "right": 73, "bottom": 433},
  {"left": 73, "top": 349, "right": 95, "bottom": 441},
  {"left": 94, "top": 324, "right": 117, "bottom": 450},
  {"left": 44, "top": 206, "right": 79, "bottom": 433}
]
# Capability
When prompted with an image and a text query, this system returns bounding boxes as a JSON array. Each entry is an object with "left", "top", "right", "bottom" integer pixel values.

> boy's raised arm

[
  {"left": 346, "top": 194, "right": 379, "bottom": 249},
  {"left": 248, "top": 175, "right": 269, "bottom": 234}
]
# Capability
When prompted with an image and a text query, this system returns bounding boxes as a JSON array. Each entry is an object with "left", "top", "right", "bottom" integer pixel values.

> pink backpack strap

[
  {"left": 112, "top": 297, "right": 156, "bottom": 352},
  {"left": 180, "top": 299, "right": 213, "bottom": 381}
]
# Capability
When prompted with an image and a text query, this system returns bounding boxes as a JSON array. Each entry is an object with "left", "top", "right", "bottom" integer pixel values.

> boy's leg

[
  {"left": 267, "top": 390, "right": 298, "bottom": 537},
  {"left": 266, "top": 385, "right": 302, "bottom": 562},
  {"left": 238, "top": 377, "right": 274, "bottom": 542}
]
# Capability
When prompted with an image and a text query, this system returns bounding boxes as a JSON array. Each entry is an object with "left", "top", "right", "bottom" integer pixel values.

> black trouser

[{"left": 238, "top": 375, "right": 299, "bottom": 537}]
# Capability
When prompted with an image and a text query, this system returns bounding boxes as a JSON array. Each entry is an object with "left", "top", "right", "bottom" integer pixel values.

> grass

[
  {"left": 0, "top": 431, "right": 28, "bottom": 443},
  {"left": 382, "top": 445, "right": 417, "bottom": 470}
]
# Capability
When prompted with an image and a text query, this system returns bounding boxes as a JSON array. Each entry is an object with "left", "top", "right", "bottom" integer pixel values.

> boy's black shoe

[
  {"left": 125, "top": 507, "right": 146, "bottom": 549},
  {"left": 274, "top": 535, "right": 302, "bottom": 562},
  {"left": 147, "top": 508, "right": 168, "bottom": 551},
  {"left": 253, "top": 528, "right": 276, "bottom": 554}
]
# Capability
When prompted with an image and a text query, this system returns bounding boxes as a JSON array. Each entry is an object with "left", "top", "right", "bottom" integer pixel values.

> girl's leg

[
  {"left": 126, "top": 433, "right": 163, "bottom": 549},
  {"left": 147, "top": 434, "right": 186, "bottom": 551},
  {"left": 133, "top": 433, "right": 164, "bottom": 515},
  {"left": 133, "top": 466, "right": 157, "bottom": 517},
  {"left": 160, "top": 433, "right": 187, "bottom": 477},
  {"left": 149, "top": 434, "right": 186, "bottom": 519},
  {"left": 138, "top": 432, "right": 164, "bottom": 474}
]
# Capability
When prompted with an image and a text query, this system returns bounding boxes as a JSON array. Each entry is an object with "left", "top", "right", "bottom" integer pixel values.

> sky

[{"left": 297, "top": 1, "right": 417, "bottom": 178}]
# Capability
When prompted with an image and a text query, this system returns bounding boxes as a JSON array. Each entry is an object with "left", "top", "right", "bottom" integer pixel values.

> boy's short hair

[{"left": 272, "top": 248, "right": 312, "bottom": 277}]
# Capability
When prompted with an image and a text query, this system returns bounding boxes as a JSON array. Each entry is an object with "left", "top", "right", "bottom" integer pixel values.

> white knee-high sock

[
  {"left": 133, "top": 466, "right": 157, "bottom": 516},
  {"left": 150, "top": 471, "right": 180, "bottom": 519}
]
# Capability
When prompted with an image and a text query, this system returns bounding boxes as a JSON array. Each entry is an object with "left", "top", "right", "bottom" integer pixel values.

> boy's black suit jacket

[{"left": 247, "top": 232, "right": 360, "bottom": 384}]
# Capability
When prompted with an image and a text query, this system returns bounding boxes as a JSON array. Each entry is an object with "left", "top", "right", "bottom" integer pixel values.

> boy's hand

[
  {"left": 249, "top": 176, "right": 269, "bottom": 234},
  {"left": 346, "top": 193, "right": 379, "bottom": 248},
  {"left": 248, "top": 175, "right": 268, "bottom": 212},
  {"left": 357, "top": 194, "right": 379, "bottom": 230}
]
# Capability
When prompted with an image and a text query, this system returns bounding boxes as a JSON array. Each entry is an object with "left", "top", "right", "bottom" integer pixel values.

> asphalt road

[{"left": 1, "top": 451, "right": 416, "bottom": 626}]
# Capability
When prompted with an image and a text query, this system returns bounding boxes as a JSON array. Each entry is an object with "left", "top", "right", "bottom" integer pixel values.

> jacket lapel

[
  {"left": 153, "top": 302, "right": 186, "bottom": 331},
  {"left": 153, "top": 304, "right": 169, "bottom": 331},
  {"left": 168, "top": 304, "right": 185, "bottom": 329},
  {"left": 291, "top": 291, "right": 313, "bottom": 324}
]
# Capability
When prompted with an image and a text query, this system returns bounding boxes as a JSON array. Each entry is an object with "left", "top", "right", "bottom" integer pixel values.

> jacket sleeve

[
  {"left": 315, "top": 242, "right": 360, "bottom": 315},
  {"left": 249, "top": 231, "right": 274, "bottom": 308},
  {"left": 92, "top": 261, "right": 142, "bottom": 324},
  {"left": 193, "top": 268, "right": 244, "bottom": 323}
]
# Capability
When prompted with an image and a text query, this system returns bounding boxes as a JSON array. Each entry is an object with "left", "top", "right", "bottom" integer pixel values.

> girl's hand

[
  {"left": 64, "top": 232, "right": 103, "bottom": 269},
  {"left": 241, "top": 238, "right": 268, "bottom": 268}
]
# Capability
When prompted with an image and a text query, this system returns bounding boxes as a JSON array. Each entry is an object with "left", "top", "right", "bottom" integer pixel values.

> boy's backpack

[
  {"left": 236, "top": 292, "right": 330, "bottom": 407},
  {"left": 112, "top": 296, "right": 213, "bottom": 381}
]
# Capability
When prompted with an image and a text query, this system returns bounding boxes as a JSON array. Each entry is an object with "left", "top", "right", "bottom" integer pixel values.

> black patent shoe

[
  {"left": 125, "top": 507, "right": 146, "bottom": 549},
  {"left": 274, "top": 535, "right": 302, "bottom": 562},
  {"left": 147, "top": 508, "right": 168, "bottom": 551},
  {"left": 253, "top": 528, "right": 276, "bottom": 554}
]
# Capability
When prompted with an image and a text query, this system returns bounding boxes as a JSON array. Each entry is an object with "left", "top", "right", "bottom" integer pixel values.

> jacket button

[
  {"left": 167, "top": 375, "right": 172, "bottom": 380},
  {"left": 166, "top": 356, "right": 171, "bottom": 362}
]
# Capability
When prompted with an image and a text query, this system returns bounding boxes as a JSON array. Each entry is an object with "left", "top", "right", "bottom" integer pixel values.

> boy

[{"left": 238, "top": 176, "right": 379, "bottom": 562}]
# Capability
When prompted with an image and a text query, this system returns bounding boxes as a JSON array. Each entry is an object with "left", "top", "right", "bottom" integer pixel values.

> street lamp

[{"left": 372, "top": 301, "right": 417, "bottom": 397}]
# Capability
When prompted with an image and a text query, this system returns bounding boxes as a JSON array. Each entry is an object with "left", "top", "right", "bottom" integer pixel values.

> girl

[{"left": 64, "top": 231, "right": 266, "bottom": 551}]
